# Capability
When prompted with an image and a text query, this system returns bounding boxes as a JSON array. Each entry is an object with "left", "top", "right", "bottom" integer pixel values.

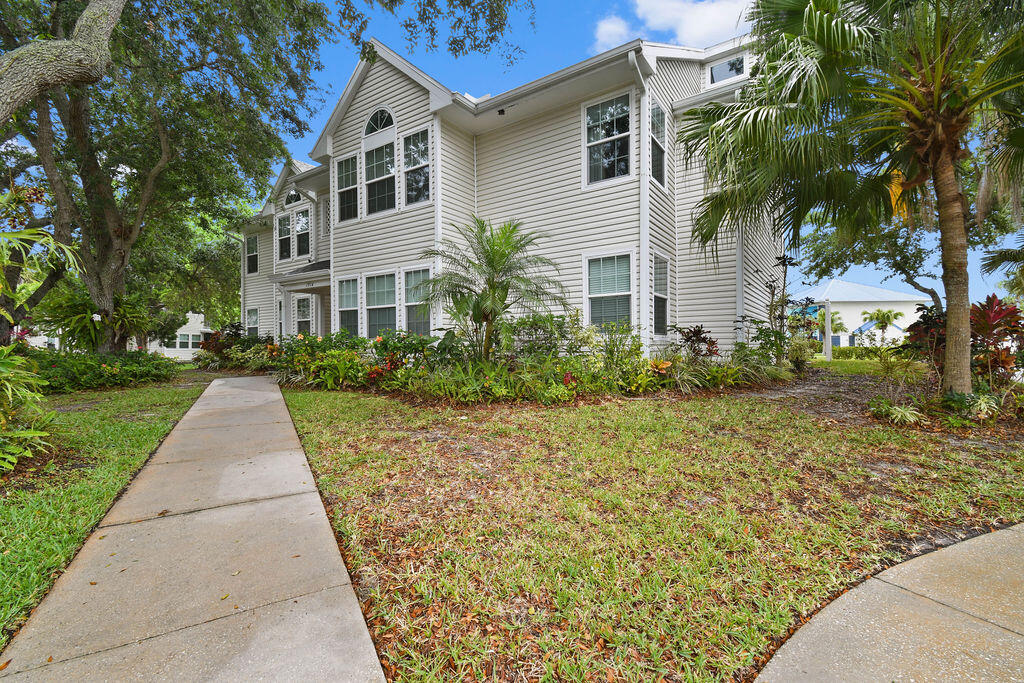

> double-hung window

[
  {"left": 587, "top": 254, "right": 631, "bottom": 328},
  {"left": 365, "top": 144, "right": 396, "bottom": 214},
  {"left": 178, "top": 333, "right": 190, "bottom": 349},
  {"left": 246, "top": 308, "right": 259, "bottom": 337},
  {"left": 403, "top": 130, "right": 430, "bottom": 205},
  {"left": 650, "top": 102, "right": 666, "bottom": 188},
  {"left": 337, "top": 278, "right": 359, "bottom": 336},
  {"left": 336, "top": 156, "right": 358, "bottom": 222},
  {"left": 404, "top": 269, "right": 430, "bottom": 335},
  {"left": 295, "top": 209, "right": 310, "bottom": 257},
  {"left": 278, "top": 300, "right": 283, "bottom": 340},
  {"left": 191, "top": 334, "right": 202, "bottom": 349},
  {"left": 654, "top": 255, "right": 669, "bottom": 335},
  {"left": 296, "top": 297, "right": 312, "bottom": 335},
  {"left": 365, "top": 274, "right": 396, "bottom": 337},
  {"left": 245, "top": 235, "right": 258, "bottom": 274},
  {"left": 277, "top": 216, "right": 291, "bottom": 260},
  {"left": 585, "top": 94, "right": 630, "bottom": 184}
]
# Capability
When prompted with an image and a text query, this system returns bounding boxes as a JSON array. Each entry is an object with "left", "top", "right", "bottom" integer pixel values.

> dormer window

[
  {"left": 284, "top": 189, "right": 302, "bottom": 205},
  {"left": 364, "top": 109, "right": 394, "bottom": 135},
  {"left": 710, "top": 56, "right": 745, "bottom": 84}
]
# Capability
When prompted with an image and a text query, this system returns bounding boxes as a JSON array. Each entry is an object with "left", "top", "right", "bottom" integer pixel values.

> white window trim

[
  {"left": 295, "top": 295, "right": 313, "bottom": 335},
  {"left": 245, "top": 234, "right": 259, "bottom": 275},
  {"left": 364, "top": 107, "right": 396, "bottom": 136},
  {"left": 336, "top": 275, "right": 360, "bottom": 335},
  {"left": 333, "top": 153, "right": 360, "bottom": 227},
  {"left": 580, "top": 248, "right": 637, "bottom": 327},
  {"left": 401, "top": 264, "right": 433, "bottom": 334},
  {"left": 652, "top": 250, "right": 671, "bottom": 338},
  {"left": 293, "top": 206, "right": 312, "bottom": 259},
  {"left": 362, "top": 269, "right": 398, "bottom": 338},
  {"left": 245, "top": 307, "right": 260, "bottom": 336},
  {"left": 362, "top": 107, "right": 399, "bottom": 219},
  {"left": 707, "top": 53, "right": 747, "bottom": 87},
  {"left": 580, "top": 89, "right": 635, "bottom": 192},
  {"left": 277, "top": 299, "right": 284, "bottom": 341},
  {"left": 650, "top": 96, "right": 668, "bottom": 191},
  {"left": 402, "top": 128, "right": 431, "bottom": 207},
  {"left": 274, "top": 195, "right": 314, "bottom": 266}
]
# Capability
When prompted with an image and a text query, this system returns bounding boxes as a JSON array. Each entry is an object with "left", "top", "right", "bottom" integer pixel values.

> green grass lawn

[
  {"left": 285, "top": 389, "right": 1024, "bottom": 681},
  {"left": 0, "top": 375, "right": 212, "bottom": 648}
]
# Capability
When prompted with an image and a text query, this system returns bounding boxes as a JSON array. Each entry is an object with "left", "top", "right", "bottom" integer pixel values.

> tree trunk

[
  {"left": 482, "top": 317, "right": 494, "bottom": 361},
  {"left": 932, "top": 151, "right": 973, "bottom": 393}
]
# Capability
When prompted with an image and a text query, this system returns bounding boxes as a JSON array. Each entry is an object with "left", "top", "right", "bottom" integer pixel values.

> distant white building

[
  {"left": 149, "top": 312, "right": 214, "bottom": 360},
  {"left": 792, "top": 279, "right": 932, "bottom": 347}
]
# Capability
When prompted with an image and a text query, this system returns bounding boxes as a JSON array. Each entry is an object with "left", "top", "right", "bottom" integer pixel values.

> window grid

[
  {"left": 404, "top": 268, "right": 431, "bottom": 335},
  {"left": 587, "top": 254, "right": 631, "bottom": 328},
  {"left": 585, "top": 94, "right": 631, "bottom": 184},
  {"left": 245, "top": 235, "right": 258, "bottom": 274},
  {"left": 337, "top": 278, "right": 359, "bottom": 336},
  {"left": 651, "top": 102, "right": 666, "bottom": 188},
  {"left": 365, "top": 109, "right": 394, "bottom": 135},
  {"left": 296, "top": 297, "right": 312, "bottom": 335},
  {"left": 365, "top": 274, "right": 396, "bottom": 338},
  {"left": 654, "top": 256, "right": 669, "bottom": 336},
  {"left": 295, "top": 209, "right": 310, "bottom": 257},
  {"left": 246, "top": 308, "right": 259, "bottom": 337},
  {"left": 336, "top": 156, "right": 358, "bottom": 222},
  {"left": 178, "top": 333, "right": 189, "bottom": 349},
  {"left": 191, "top": 334, "right": 202, "bottom": 349},
  {"left": 403, "top": 130, "right": 430, "bottom": 205},
  {"left": 277, "top": 216, "right": 291, "bottom": 260},
  {"left": 365, "top": 143, "right": 396, "bottom": 215}
]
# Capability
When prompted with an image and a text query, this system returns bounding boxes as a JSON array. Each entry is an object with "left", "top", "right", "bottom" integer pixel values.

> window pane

[
  {"left": 404, "top": 269, "right": 429, "bottom": 303},
  {"left": 284, "top": 189, "right": 301, "bottom": 205},
  {"left": 405, "top": 166, "right": 430, "bottom": 204},
  {"left": 297, "top": 320, "right": 311, "bottom": 335},
  {"left": 337, "top": 156, "right": 357, "bottom": 189},
  {"left": 338, "top": 279, "right": 358, "bottom": 309},
  {"left": 277, "top": 216, "right": 291, "bottom": 259},
  {"left": 365, "top": 274, "right": 395, "bottom": 307},
  {"left": 247, "top": 327, "right": 258, "bottom": 337},
  {"left": 404, "top": 130, "right": 429, "bottom": 167},
  {"left": 590, "top": 295, "right": 631, "bottom": 327},
  {"left": 710, "top": 57, "right": 744, "bottom": 84},
  {"left": 588, "top": 137, "right": 630, "bottom": 183},
  {"left": 652, "top": 141, "right": 665, "bottom": 186},
  {"left": 651, "top": 103, "right": 666, "bottom": 141},
  {"left": 246, "top": 308, "right": 259, "bottom": 327},
  {"left": 367, "top": 177, "right": 396, "bottom": 214},
  {"left": 338, "top": 309, "right": 359, "bottom": 336},
  {"left": 365, "top": 143, "right": 395, "bottom": 182},
  {"left": 297, "top": 232, "right": 310, "bottom": 256},
  {"left": 406, "top": 305, "right": 430, "bottom": 335},
  {"left": 191, "top": 334, "right": 202, "bottom": 349},
  {"left": 588, "top": 255, "right": 630, "bottom": 295},
  {"left": 296, "top": 298, "right": 311, "bottom": 320},
  {"left": 365, "top": 109, "right": 394, "bottom": 135},
  {"left": 654, "top": 257, "right": 668, "bottom": 296},
  {"left": 367, "top": 307, "right": 396, "bottom": 338},
  {"left": 178, "top": 334, "right": 189, "bottom": 348},
  {"left": 247, "top": 252, "right": 259, "bottom": 274},
  {"left": 246, "top": 235, "right": 258, "bottom": 255},
  {"left": 586, "top": 95, "right": 630, "bottom": 143},
  {"left": 294, "top": 210, "right": 309, "bottom": 233},
  {"left": 654, "top": 296, "right": 668, "bottom": 335},
  {"left": 338, "top": 187, "right": 358, "bottom": 221}
]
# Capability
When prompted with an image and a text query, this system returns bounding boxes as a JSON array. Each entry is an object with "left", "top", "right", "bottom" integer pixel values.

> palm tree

[
  {"left": 818, "top": 309, "right": 848, "bottom": 334},
  {"left": 982, "top": 232, "right": 1024, "bottom": 297},
  {"left": 678, "top": 0, "right": 1024, "bottom": 393},
  {"left": 419, "top": 217, "right": 567, "bottom": 360},
  {"left": 862, "top": 308, "right": 904, "bottom": 337}
]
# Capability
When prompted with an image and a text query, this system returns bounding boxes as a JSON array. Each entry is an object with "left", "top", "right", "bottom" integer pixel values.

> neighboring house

[
  {"left": 149, "top": 313, "right": 214, "bottom": 360},
  {"left": 238, "top": 36, "right": 779, "bottom": 351},
  {"left": 791, "top": 278, "right": 931, "bottom": 347}
]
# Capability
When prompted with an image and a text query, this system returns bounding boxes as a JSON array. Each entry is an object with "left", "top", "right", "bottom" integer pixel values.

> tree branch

[
  {"left": 128, "top": 103, "right": 172, "bottom": 240},
  {"left": 0, "top": 0, "right": 126, "bottom": 124}
]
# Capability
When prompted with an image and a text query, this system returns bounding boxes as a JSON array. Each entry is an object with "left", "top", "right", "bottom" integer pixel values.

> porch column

[{"left": 282, "top": 287, "right": 293, "bottom": 338}]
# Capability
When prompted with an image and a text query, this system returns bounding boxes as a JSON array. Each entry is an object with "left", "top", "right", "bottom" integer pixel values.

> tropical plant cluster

[
  {"left": 193, "top": 314, "right": 795, "bottom": 405},
  {"left": 0, "top": 345, "right": 53, "bottom": 472},
  {"left": 23, "top": 348, "right": 180, "bottom": 394}
]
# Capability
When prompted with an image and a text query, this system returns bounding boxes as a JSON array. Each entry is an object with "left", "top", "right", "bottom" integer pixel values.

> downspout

[
  {"left": 433, "top": 112, "right": 444, "bottom": 331},
  {"left": 630, "top": 49, "right": 652, "bottom": 353},
  {"left": 735, "top": 225, "right": 745, "bottom": 344}
]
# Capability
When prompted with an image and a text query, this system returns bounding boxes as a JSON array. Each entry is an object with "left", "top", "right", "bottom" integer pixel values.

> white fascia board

[
  {"left": 672, "top": 77, "right": 748, "bottom": 114},
  {"left": 310, "top": 59, "right": 370, "bottom": 163}
]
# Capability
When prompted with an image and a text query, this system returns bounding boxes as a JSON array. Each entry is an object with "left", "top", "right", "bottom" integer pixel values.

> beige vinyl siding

[
  {"left": 240, "top": 225, "right": 277, "bottom": 337},
  {"left": 674, "top": 152, "right": 739, "bottom": 348},
  {"left": 315, "top": 195, "right": 331, "bottom": 261},
  {"left": 439, "top": 119, "right": 476, "bottom": 227},
  {"left": 742, "top": 228, "right": 782, "bottom": 334},
  {"left": 648, "top": 59, "right": 702, "bottom": 103},
  {"left": 475, "top": 85, "right": 641, "bottom": 319}
]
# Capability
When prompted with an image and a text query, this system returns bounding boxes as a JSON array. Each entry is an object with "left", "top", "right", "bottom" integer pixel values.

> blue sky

[{"left": 280, "top": 0, "right": 1012, "bottom": 302}]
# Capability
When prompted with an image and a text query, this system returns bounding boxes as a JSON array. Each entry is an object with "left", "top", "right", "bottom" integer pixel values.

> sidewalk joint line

[
  {"left": 875, "top": 577, "right": 1024, "bottom": 638},
  {"left": 97, "top": 489, "right": 314, "bottom": 529}
]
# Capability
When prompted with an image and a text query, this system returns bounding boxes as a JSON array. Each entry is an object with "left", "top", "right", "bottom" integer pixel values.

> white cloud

[
  {"left": 633, "top": 0, "right": 751, "bottom": 48},
  {"left": 592, "top": 15, "right": 636, "bottom": 54}
]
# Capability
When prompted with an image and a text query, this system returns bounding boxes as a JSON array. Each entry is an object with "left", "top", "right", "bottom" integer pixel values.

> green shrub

[
  {"left": 868, "top": 397, "right": 925, "bottom": 425},
  {"left": 832, "top": 346, "right": 875, "bottom": 360},
  {"left": 787, "top": 336, "right": 817, "bottom": 375},
  {"left": 0, "top": 345, "right": 53, "bottom": 471},
  {"left": 27, "top": 349, "right": 179, "bottom": 393}
]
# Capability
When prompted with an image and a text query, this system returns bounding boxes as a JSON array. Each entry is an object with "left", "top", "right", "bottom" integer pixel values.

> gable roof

[{"left": 792, "top": 278, "right": 930, "bottom": 303}]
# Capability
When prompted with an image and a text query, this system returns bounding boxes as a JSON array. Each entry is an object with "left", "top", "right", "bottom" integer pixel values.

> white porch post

[
  {"left": 282, "top": 288, "right": 293, "bottom": 338},
  {"left": 824, "top": 298, "right": 833, "bottom": 361}
]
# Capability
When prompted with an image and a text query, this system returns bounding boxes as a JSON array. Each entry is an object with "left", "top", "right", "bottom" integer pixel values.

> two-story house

[{"left": 238, "top": 36, "right": 779, "bottom": 351}]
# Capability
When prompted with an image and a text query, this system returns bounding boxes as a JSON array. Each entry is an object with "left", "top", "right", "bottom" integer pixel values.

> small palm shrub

[
  {"left": 868, "top": 397, "right": 925, "bottom": 425},
  {"left": 0, "top": 344, "right": 53, "bottom": 471}
]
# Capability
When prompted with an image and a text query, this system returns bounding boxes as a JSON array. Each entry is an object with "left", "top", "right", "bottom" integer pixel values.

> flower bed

[{"left": 25, "top": 348, "right": 180, "bottom": 394}]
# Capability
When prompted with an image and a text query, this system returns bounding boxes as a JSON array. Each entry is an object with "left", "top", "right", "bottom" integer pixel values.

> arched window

[
  {"left": 364, "top": 109, "right": 394, "bottom": 135},
  {"left": 284, "top": 189, "right": 301, "bottom": 205}
]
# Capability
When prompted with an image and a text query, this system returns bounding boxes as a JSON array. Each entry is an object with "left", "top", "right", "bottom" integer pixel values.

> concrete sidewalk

[
  {"left": 1, "top": 376, "right": 384, "bottom": 681},
  {"left": 759, "top": 524, "right": 1024, "bottom": 682}
]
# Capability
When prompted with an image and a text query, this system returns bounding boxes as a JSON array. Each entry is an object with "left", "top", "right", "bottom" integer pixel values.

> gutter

[{"left": 630, "top": 50, "right": 653, "bottom": 353}]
